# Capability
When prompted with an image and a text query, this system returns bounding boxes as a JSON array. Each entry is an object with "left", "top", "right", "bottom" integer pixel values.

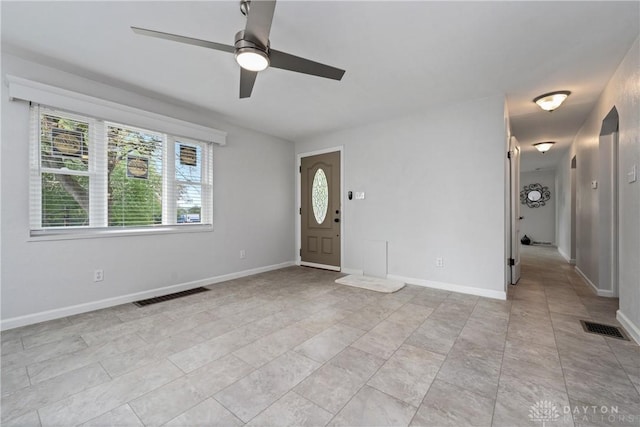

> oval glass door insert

[{"left": 312, "top": 168, "right": 329, "bottom": 224}]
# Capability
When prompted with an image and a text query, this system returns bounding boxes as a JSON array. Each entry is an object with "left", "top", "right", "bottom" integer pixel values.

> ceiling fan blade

[
  {"left": 269, "top": 49, "right": 345, "bottom": 81},
  {"left": 240, "top": 68, "right": 258, "bottom": 98},
  {"left": 244, "top": 0, "right": 276, "bottom": 47},
  {"left": 131, "top": 27, "right": 235, "bottom": 53}
]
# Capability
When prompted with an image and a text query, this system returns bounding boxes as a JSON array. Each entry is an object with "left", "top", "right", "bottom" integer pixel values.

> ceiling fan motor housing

[{"left": 234, "top": 30, "right": 270, "bottom": 70}]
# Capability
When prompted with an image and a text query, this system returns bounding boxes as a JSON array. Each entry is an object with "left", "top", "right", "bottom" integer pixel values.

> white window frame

[{"left": 29, "top": 106, "right": 215, "bottom": 239}]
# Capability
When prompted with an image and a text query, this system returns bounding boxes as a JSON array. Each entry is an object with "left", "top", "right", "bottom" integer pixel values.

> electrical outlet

[
  {"left": 436, "top": 257, "right": 444, "bottom": 268},
  {"left": 94, "top": 269, "right": 104, "bottom": 282},
  {"left": 240, "top": 250, "right": 246, "bottom": 259}
]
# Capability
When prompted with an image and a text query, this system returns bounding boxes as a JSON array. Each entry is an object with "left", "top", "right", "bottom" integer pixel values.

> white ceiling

[{"left": 2, "top": 1, "right": 638, "bottom": 172}]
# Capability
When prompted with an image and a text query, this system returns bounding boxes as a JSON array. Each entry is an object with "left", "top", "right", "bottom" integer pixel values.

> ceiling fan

[{"left": 132, "top": 0, "right": 345, "bottom": 99}]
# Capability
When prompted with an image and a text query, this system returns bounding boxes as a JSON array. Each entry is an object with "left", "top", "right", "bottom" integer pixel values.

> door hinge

[
  {"left": 299, "top": 248, "right": 302, "bottom": 256},
  {"left": 508, "top": 258, "right": 515, "bottom": 266},
  {"left": 299, "top": 207, "right": 301, "bottom": 215},
  {"left": 507, "top": 151, "right": 512, "bottom": 159},
  {"left": 299, "top": 165, "right": 302, "bottom": 173}
]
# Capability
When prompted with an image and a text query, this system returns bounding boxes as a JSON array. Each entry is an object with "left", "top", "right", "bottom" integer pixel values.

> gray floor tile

[
  {"left": 340, "top": 301, "right": 402, "bottom": 331},
  {"left": 101, "top": 331, "right": 201, "bottom": 377},
  {"left": 80, "top": 404, "right": 144, "bottom": 427},
  {"left": 435, "top": 339, "right": 503, "bottom": 398},
  {"left": 368, "top": 344, "right": 445, "bottom": 407},
  {"left": 186, "top": 353, "right": 256, "bottom": 397},
  {"left": 492, "top": 372, "right": 574, "bottom": 427},
  {"left": 295, "top": 347, "right": 384, "bottom": 414},
  {"left": 1, "top": 337, "right": 23, "bottom": 355},
  {"left": 1, "top": 365, "right": 30, "bottom": 394},
  {"left": 234, "top": 324, "right": 316, "bottom": 368},
  {"left": 214, "top": 351, "right": 320, "bottom": 422},
  {"left": 27, "top": 333, "right": 142, "bottom": 384},
  {"left": 247, "top": 391, "right": 333, "bottom": 427},
  {"left": 413, "top": 379, "right": 494, "bottom": 427},
  {"left": 294, "top": 323, "right": 365, "bottom": 363},
  {"left": 405, "top": 318, "right": 461, "bottom": 356},
  {"left": 328, "top": 385, "right": 417, "bottom": 427},
  {"left": 2, "top": 410, "right": 41, "bottom": 427},
  {"left": 1, "top": 336, "right": 87, "bottom": 371},
  {"left": 1, "top": 363, "right": 110, "bottom": 423},
  {"left": 129, "top": 376, "right": 208, "bottom": 426},
  {"left": 164, "top": 398, "right": 244, "bottom": 427},
  {"left": 351, "top": 320, "right": 417, "bottom": 359},
  {"left": 386, "top": 303, "right": 434, "bottom": 330},
  {"left": 37, "top": 360, "right": 183, "bottom": 426}
]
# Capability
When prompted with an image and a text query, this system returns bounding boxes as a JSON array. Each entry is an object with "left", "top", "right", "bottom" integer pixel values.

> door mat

[{"left": 335, "top": 275, "right": 405, "bottom": 293}]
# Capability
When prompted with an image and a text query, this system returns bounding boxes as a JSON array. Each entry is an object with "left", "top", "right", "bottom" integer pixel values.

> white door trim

[{"left": 296, "top": 146, "right": 344, "bottom": 271}]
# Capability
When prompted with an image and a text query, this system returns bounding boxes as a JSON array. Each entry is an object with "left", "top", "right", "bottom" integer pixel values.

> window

[{"left": 30, "top": 106, "right": 213, "bottom": 235}]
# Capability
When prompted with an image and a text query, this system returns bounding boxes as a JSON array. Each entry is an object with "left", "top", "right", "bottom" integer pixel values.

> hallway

[{"left": 505, "top": 245, "right": 639, "bottom": 426}]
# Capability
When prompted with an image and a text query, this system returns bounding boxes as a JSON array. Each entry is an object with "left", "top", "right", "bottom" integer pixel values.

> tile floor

[{"left": 1, "top": 246, "right": 639, "bottom": 426}]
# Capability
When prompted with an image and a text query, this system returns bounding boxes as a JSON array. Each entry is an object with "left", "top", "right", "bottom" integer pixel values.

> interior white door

[{"left": 509, "top": 136, "right": 521, "bottom": 284}]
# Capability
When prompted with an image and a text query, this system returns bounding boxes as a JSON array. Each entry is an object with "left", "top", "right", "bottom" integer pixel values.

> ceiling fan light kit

[
  {"left": 533, "top": 90, "right": 571, "bottom": 112},
  {"left": 533, "top": 141, "right": 555, "bottom": 153},
  {"left": 132, "top": 0, "right": 345, "bottom": 98}
]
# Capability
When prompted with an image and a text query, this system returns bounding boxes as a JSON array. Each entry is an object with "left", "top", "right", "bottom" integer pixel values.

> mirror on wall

[{"left": 520, "top": 183, "right": 550, "bottom": 208}]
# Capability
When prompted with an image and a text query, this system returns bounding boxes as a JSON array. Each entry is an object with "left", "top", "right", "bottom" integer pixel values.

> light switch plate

[{"left": 591, "top": 180, "right": 598, "bottom": 189}]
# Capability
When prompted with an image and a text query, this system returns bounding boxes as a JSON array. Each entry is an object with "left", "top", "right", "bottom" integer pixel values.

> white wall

[
  {"left": 556, "top": 151, "right": 576, "bottom": 263},
  {"left": 556, "top": 37, "right": 640, "bottom": 340},
  {"left": 1, "top": 53, "right": 295, "bottom": 326},
  {"left": 296, "top": 95, "right": 508, "bottom": 299},
  {"left": 520, "top": 170, "right": 556, "bottom": 244}
]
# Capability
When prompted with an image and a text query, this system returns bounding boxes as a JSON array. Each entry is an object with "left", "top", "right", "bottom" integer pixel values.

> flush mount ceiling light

[
  {"left": 534, "top": 141, "right": 556, "bottom": 153},
  {"left": 533, "top": 91, "right": 571, "bottom": 112}
]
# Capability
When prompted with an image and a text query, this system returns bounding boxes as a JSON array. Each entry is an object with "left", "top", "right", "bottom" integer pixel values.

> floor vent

[
  {"left": 580, "top": 320, "right": 628, "bottom": 340},
  {"left": 133, "top": 287, "right": 209, "bottom": 307}
]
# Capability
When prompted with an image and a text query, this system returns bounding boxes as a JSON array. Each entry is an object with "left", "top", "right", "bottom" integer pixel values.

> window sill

[{"left": 29, "top": 224, "right": 213, "bottom": 242}]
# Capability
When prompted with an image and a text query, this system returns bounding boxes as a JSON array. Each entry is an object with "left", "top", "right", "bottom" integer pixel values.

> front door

[{"left": 300, "top": 151, "right": 341, "bottom": 270}]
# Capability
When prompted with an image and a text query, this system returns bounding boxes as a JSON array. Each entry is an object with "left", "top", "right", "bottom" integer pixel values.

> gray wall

[
  {"left": 556, "top": 37, "right": 640, "bottom": 339},
  {"left": 296, "top": 95, "right": 508, "bottom": 298},
  {"left": 520, "top": 170, "right": 556, "bottom": 244},
  {"left": 1, "top": 53, "right": 295, "bottom": 324}
]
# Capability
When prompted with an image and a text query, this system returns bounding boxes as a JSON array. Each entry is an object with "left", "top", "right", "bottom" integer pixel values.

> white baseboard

[
  {"left": 387, "top": 274, "right": 506, "bottom": 301},
  {"left": 617, "top": 309, "right": 640, "bottom": 345},
  {"left": 340, "top": 268, "right": 364, "bottom": 276},
  {"left": 557, "top": 247, "right": 570, "bottom": 262},
  {"left": 574, "top": 267, "right": 614, "bottom": 297},
  {"left": 1, "top": 261, "right": 295, "bottom": 331},
  {"left": 557, "top": 248, "right": 576, "bottom": 265}
]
